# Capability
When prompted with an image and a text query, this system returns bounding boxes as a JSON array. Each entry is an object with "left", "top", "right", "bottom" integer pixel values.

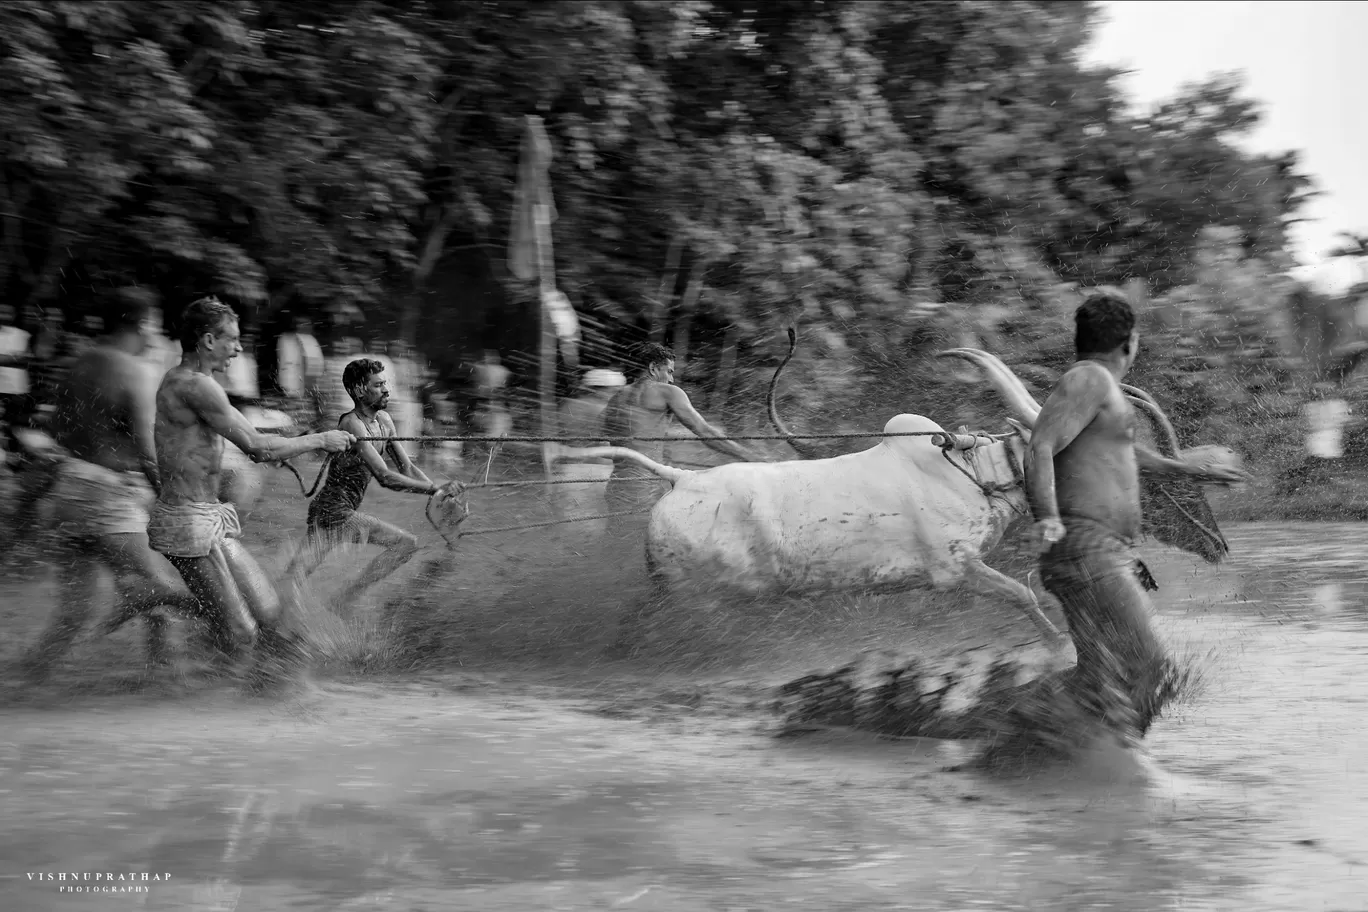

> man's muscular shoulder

[
  {"left": 162, "top": 367, "right": 226, "bottom": 412},
  {"left": 1050, "top": 360, "right": 1116, "bottom": 403}
]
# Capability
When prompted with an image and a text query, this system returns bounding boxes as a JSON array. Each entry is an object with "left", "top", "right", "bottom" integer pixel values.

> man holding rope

[
  {"left": 601, "top": 342, "right": 759, "bottom": 520},
  {"left": 151, "top": 296, "right": 353, "bottom": 684},
  {"left": 282, "top": 356, "right": 456, "bottom": 616}
]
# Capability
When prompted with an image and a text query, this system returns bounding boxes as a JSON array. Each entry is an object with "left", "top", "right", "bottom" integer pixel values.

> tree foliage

[{"left": 0, "top": 0, "right": 1318, "bottom": 410}]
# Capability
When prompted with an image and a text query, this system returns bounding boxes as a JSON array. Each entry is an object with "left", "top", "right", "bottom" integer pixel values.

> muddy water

[{"left": 4, "top": 522, "right": 1368, "bottom": 911}]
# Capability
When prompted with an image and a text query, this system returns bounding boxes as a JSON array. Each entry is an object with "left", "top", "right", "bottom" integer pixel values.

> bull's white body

[{"left": 647, "top": 414, "right": 1023, "bottom": 597}]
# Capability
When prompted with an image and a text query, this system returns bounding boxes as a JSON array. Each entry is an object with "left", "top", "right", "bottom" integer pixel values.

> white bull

[
  {"left": 577, "top": 411, "right": 1062, "bottom": 643},
  {"left": 561, "top": 341, "right": 1235, "bottom": 649}
]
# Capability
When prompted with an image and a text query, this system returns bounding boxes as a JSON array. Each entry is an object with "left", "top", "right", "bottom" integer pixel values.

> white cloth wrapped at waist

[{"left": 147, "top": 500, "right": 243, "bottom": 559}]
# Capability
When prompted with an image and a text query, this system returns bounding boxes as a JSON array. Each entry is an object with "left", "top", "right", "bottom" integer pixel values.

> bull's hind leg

[{"left": 962, "top": 559, "right": 1065, "bottom": 648}]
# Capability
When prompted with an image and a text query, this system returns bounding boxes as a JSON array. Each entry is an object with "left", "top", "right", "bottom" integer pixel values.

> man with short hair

[
  {"left": 1027, "top": 291, "right": 1248, "bottom": 743},
  {"left": 600, "top": 342, "right": 758, "bottom": 516},
  {"left": 18, "top": 299, "right": 201, "bottom": 682},
  {"left": 281, "top": 357, "right": 452, "bottom": 615},
  {"left": 151, "top": 296, "right": 354, "bottom": 682}
]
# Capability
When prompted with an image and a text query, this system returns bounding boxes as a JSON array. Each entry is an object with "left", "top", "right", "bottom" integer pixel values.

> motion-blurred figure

[
  {"left": 276, "top": 315, "right": 325, "bottom": 423},
  {"left": 20, "top": 297, "right": 200, "bottom": 683},
  {"left": 552, "top": 368, "right": 626, "bottom": 540},
  {"left": 0, "top": 301, "right": 31, "bottom": 467},
  {"left": 472, "top": 349, "right": 512, "bottom": 439}
]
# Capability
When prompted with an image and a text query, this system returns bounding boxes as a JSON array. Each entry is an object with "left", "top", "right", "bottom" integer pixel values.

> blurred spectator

[
  {"left": 223, "top": 326, "right": 260, "bottom": 400},
  {"left": 139, "top": 306, "right": 181, "bottom": 382},
  {"left": 277, "top": 315, "right": 325, "bottom": 417},
  {"left": 1305, "top": 384, "right": 1351, "bottom": 460},
  {"left": 471, "top": 349, "right": 512, "bottom": 439},
  {"left": 552, "top": 369, "right": 627, "bottom": 539},
  {"left": 322, "top": 335, "right": 361, "bottom": 425},
  {"left": 0, "top": 301, "right": 31, "bottom": 463},
  {"left": 25, "top": 309, "right": 64, "bottom": 419},
  {"left": 419, "top": 361, "right": 463, "bottom": 472},
  {"left": 384, "top": 340, "right": 423, "bottom": 441}
]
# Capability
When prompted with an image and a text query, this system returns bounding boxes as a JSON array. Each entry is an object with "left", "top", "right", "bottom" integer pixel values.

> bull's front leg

[{"left": 961, "top": 559, "right": 1067, "bottom": 650}]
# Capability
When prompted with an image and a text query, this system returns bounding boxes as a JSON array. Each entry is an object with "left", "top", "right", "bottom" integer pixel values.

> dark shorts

[{"left": 1039, "top": 517, "right": 1174, "bottom": 736}]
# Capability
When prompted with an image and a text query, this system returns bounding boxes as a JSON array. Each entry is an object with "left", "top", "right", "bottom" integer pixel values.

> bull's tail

[{"left": 554, "top": 447, "right": 691, "bottom": 484}]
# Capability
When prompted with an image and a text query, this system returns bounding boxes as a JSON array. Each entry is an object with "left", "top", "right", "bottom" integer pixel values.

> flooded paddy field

[{"left": 3, "top": 461, "right": 1366, "bottom": 911}]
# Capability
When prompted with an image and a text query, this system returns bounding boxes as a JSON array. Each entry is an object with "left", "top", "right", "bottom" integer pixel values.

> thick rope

[
  {"left": 352, "top": 430, "right": 1020, "bottom": 444},
  {"left": 458, "top": 508, "right": 653, "bottom": 537}
]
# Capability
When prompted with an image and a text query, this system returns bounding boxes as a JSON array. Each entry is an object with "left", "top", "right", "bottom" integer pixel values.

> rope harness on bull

[{"left": 930, "top": 429, "right": 1032, "bottom": 514}]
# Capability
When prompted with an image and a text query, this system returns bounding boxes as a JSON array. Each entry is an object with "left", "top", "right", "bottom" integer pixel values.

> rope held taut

[{"left": 348, "top": 430, "right": 1020, "bottom": 444}]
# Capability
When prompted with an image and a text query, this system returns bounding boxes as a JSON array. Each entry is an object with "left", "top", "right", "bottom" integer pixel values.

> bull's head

[{"left": 937, "top": 349, "right": 1231, "bottom": 564}]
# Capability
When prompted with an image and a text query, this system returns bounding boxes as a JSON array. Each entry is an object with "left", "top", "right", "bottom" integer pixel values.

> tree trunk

[
  {"left": 673, "top": 260, "right": 706, "bottom": 372},
  {"left": 652, "top": 234, "right": 683, "bottom": 344},
  {"left": 401, "top": 204, "right": 463, "bottom": 345}
]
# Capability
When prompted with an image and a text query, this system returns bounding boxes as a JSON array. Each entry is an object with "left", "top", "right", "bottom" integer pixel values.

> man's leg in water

[
  {"left": 281, "top": 524, "right": 345, "bottom": 588},
  {"left": 21, "top": 555, "right": 104, "bottom": 682},
  {"left": 1041, "top": 549, "right": 1170, "bottom": 738},
  {"left": 167, "top": 545, "right": 307, "bottom": 686},
  {"left": 165, "top": 549, "right": 263, "bottom": 655},
  {"left": 332, "top": 514, "right": 419, "bottom": 615},
  {"left": 96, "top": 532, "right": 202, "bottom": 665}
]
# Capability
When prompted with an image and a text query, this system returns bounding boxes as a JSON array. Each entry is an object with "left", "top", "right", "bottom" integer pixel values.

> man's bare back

[{"left": 54, "top": 347, "right": 159, "bottom": 483}]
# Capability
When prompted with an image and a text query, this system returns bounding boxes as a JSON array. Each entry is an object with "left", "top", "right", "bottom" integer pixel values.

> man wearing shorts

[
  {"left": 1027, "top": 291, "right": 1248, "bottom": 743},
  {"left": 151, "top": 296, "right": 353, "bottom": 683},
  {"left": 282, "top": 357, "right": 451, "bottom": 615},
  {"left": 19, "top": 298, "right": 201, "bottom": 682}
]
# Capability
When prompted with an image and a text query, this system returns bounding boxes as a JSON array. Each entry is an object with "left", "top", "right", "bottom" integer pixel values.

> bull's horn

[
  {"left": 1121, "top": 383, "right": 1182, "bottom": 456},
  {"left": 1124, "top": 395, "right": 1179, "bottom": 457},
  {"left": 767, "top": 325, "right": 826, "bottom": 459},
  {"left": 937, "top": 349, "right": 1042, "bottom": 427},
  {"left": 551, "top": 446, "right": 691, "bottom": 485}
]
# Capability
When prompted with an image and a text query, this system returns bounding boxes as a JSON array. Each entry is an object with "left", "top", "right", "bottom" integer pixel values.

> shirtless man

[
  {"left": 151, "top": 296, "right": 353, "bottom": 681},
  {"left": 18, "top": 299, "right": 201, "bottom": 682},
  {"left": 600, "top": 343, "right": 758, "bottom": 518},
  {"left": 1027, "top": 291, "right": 1248, "bottom": 742},
  {"left": 281, "top": 357, "right": 452, "bottom": 615}
]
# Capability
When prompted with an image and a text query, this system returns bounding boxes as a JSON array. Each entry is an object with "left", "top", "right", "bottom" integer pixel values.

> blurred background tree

[{"left": 0, "top": 0, "right": 1333, "bottom": 447}]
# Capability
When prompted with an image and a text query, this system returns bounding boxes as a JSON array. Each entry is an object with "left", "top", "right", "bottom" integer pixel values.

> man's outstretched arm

[
  {"left": 184, "top": 373, "right": 353, "bottom": 461},
  {"left": 660, "top": 385, "right": 759, "bottom": 462},
  {"left": 343, "top": 413, "right": 440, "bottom": 494},
  {"left": 1135, "top": 445, "right": 1250, "bottom": 484}
]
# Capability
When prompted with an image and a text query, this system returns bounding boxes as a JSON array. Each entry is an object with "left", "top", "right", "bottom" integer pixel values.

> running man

[
  {"left": 1026, "top": 291, "right": 1248, "bottom": 743},
  {"left": 151, "top": 296, "right": 354, "bottom": 681},
  {"left": 282, "top": 357, "right": 453, "bottom": 615},
  {"left": 19, "top": 298, "right": 201, "bottom": 682},
  {"left": 600, "top": 342, "right": 758, "bottom": 519}
]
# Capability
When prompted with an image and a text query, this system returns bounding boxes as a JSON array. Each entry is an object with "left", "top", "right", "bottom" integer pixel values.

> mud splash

[{"left": 773, "top": 646, "right": 1199, "bottom": 768}]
